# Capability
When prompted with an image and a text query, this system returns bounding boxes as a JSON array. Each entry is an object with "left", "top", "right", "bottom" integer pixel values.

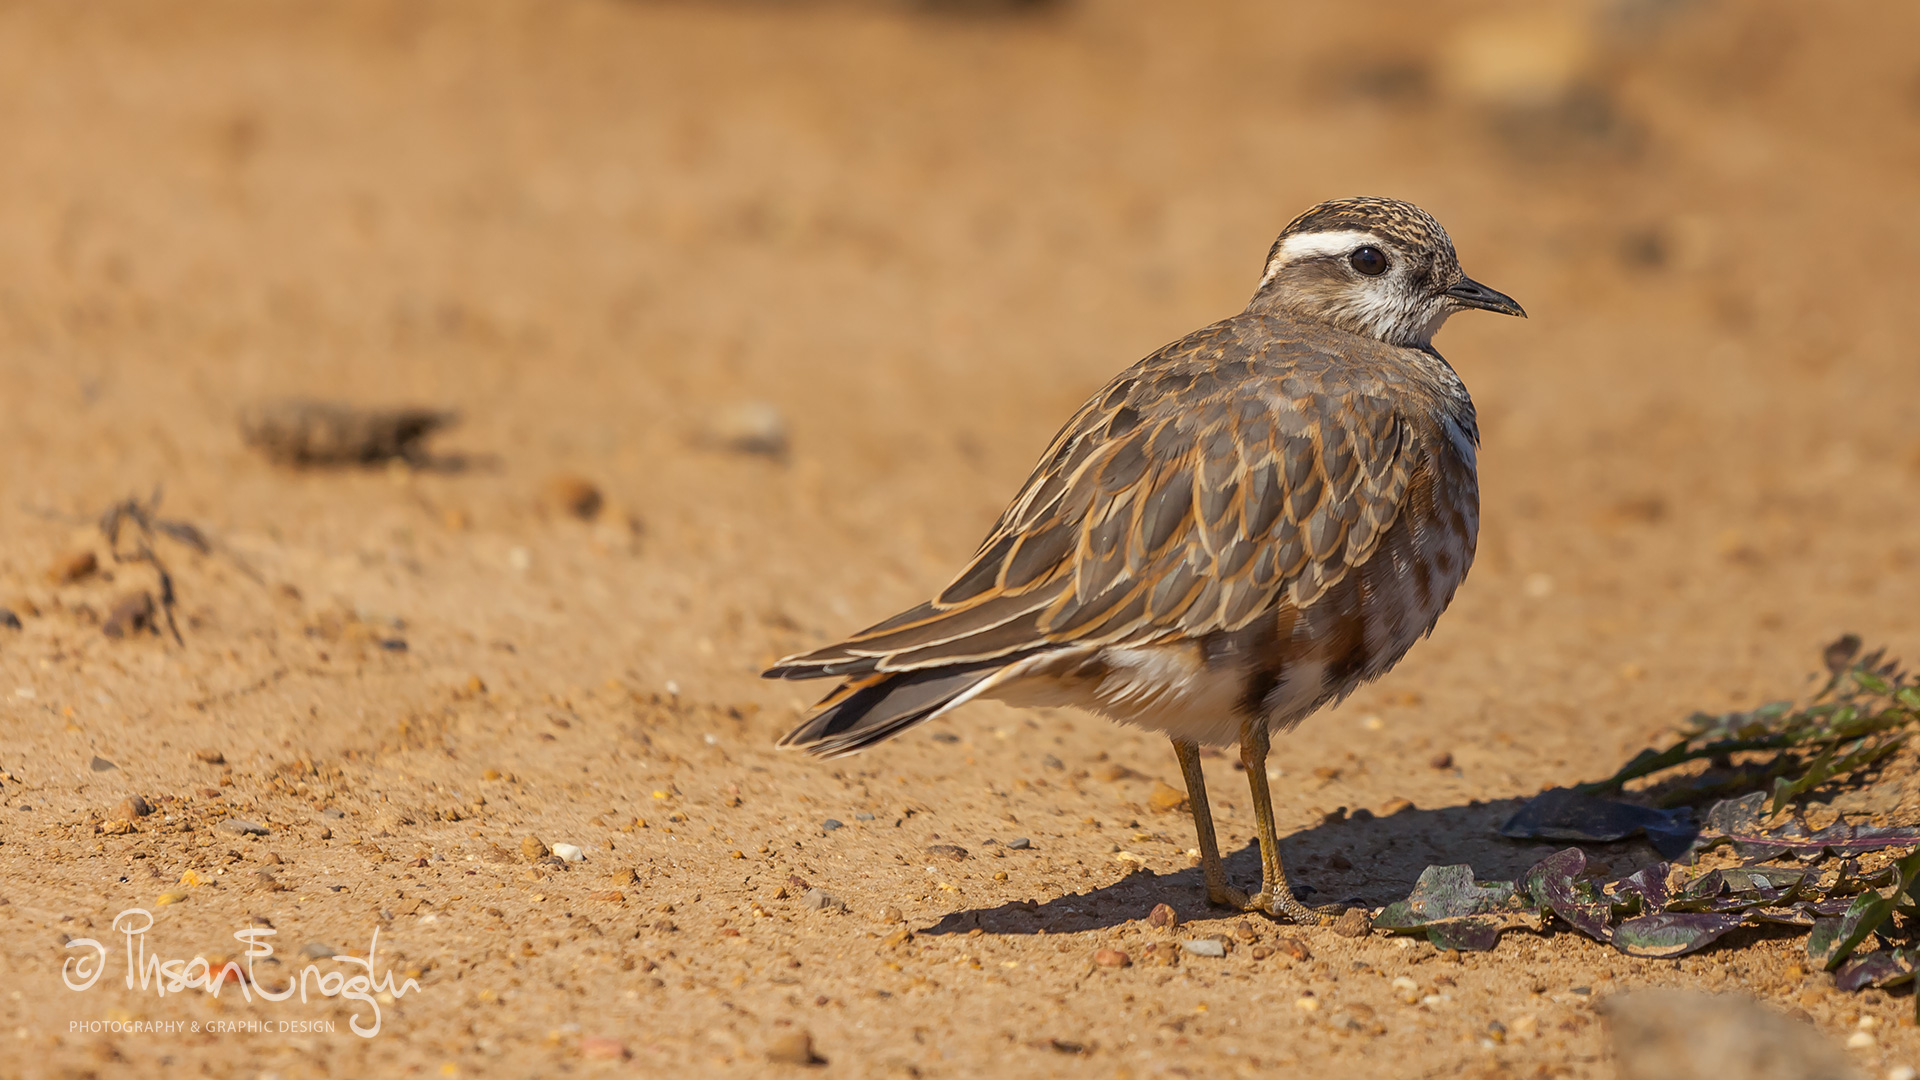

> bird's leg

[
  {"left": 1238, "top": 718, "right": 1320, "bottom": 924},
  {"left": 1171, "top": 738, "right": 1248, "bottom": 909}
]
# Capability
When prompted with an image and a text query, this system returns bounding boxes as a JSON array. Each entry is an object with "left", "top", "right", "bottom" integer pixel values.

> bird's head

[{"left": 1250, "top": 196, "right": 1524, "bottom": 348}]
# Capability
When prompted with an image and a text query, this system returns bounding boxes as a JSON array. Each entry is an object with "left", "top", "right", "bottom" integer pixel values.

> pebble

[
  {"left": 802, "top": 888, "right": 846, "bottom": 912},
  {"left": 196, "top": 749, "right": 226, "bottom": 765},
  {"left": 1848, "top": 1032, "right": 1876, "bottom": 1050},
  {"left": 541, "top": 473, "right": 604, "bottom": 521},
  {"left": 1146, "top": 781, "right": 1188, "bottom": 813},
  {"left": 49, "top": 551, "right": 98, "bottom": 584},
  {"left": 925, "top": 844, "right": 968, "bottom": 860},
  {"left": 765, "top": 1029, "right": 823, "bottom": 1066},
  {"left": 118, "top": 796, "right": 153, "bottom": 820},
  {"left": 154, "top": 891, "right": 188, "bottom": 905},
  {"left": 1889, "top": 1068, "right": 1917, "bottom": 1080},
  {"left": 252, "top": 870, "right": 285, "bottom": 892},
  {"left": 1379, "top": 797, "right": 1414, "bottom": 816},
  {"left": 1181, "top": 938, "right": 1227, "bottom": 958},
  {"left": 579, "top": 1036, "right": 629, "bottom": 1061},
  {"left": 551, "top": 843, "right": 585, "bottom": 862},
  {"left": 1093, "top": 949, "right": 1130, "bottom": 968},
  {"left": 1274, "top": 934, "right": 1312, "bottom": 961},
  {"left": 1429, "top": 752, "right": 1454, "bottom": 769},
  {"left": 854, "top": 812, "right": 875, "bottom": 821},
  {"left": 1006, "top": 837, "right": 1031, "bottom": 850},
  {"left": 521, "top": 835, "right": 550, "bottom": 862},
  {"left": 321, "top": 807, "right": 345, "bottom": 819},
  {"left": 0, "top": 609, "right": 19, "bottom": 630},
  {"left": 821, "top": 819, "right": 843, "bottom": 831},
  {"left": 102, "top": 592, "right": 156, "bottom": 638},
  {"left": 89, "top": 756, "right": 118, "bottom": 772},
  {"left": 221, "top": 818, "right": 269, "bottom": 836},
  {"left": 708, "top": 401, "right": 791, "bottom": 459},
  {"left": 1147, "top": 903, "right": 1179, "bottom": 929},
  {"left": 1332, "top": 908, "right": 1373, "bottom": 938},
  {"left": 880, "top": 906, "right": 903, "bottom": 924},
  {"left": 1040, "top": 753, "right": 1064, "bottom": 769},
  {"left": 300, "top": 942, "right": 337, "bottom": 960}
]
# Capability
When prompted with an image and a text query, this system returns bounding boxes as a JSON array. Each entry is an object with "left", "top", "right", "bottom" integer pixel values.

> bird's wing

[{"left": 765, "top": 325, "right": 1422, "bottom": 679}]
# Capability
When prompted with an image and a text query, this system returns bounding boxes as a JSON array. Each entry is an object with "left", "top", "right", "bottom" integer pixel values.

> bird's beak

[{"left": 1445, "top": 276, "right": 1526, "bottom": 318}]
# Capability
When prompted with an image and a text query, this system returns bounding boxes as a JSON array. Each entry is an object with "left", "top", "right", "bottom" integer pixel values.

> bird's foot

[
  {"left": 1204, "top": 883, "right": 1251, "bottom": 910},
  {"left": 1246, "top": 888, "right": 1326, "bottom": 926}
]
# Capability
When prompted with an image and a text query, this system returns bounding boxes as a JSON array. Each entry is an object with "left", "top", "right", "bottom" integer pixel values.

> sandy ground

[{"left": 3, "top": 1, "right": 1920, "bottom": 1076}]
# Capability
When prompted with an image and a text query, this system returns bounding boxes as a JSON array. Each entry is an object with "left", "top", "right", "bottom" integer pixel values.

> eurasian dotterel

[{"left": 767, "top": 196, "right": 1524, "bottom": 923}]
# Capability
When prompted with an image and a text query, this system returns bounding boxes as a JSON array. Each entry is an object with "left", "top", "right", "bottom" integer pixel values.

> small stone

[
  {"left": 1101, "top": 763, "right": 1146, "bottom": 782},
  {"left": 802, "top": 888, "right": 846, "bottom": 912},
  {"left": 590, "top": 890, "right": 626, "bottom": 903},
  {"left": 195, "top": 748, "right": 226, "bottom": 765},
  {"left": 1040, "top": 753, "right": 1064, "bottom": 769},
  {"left": 0, "top": 609, "right": 20, "bottom": 630},
  {"left": 101, "top": 592, "right": 157, "bottom": 638},
  {"left": 1429, "top": 752, "right": 1454, "bottom": 770},
  {"left": 88, "top": 756, "right": 118, "bottom": 772},
  {"left": 252, "top": 870, "right": 285, "bottom": 892},
  {"left": 1379, "top": 797, "right": 1415, "bottom": 816},
  {"left": 49, "top": 551, "right": 98, "bottom": 584},
  {"left": 765, "top": 1030, "right": 824, "bottom": 1066},
  {"left": 1251, "top": 945, "right": 1273, "bottom": 959},
  {"left": 707, "top": 401, "right": 791, "bottom": 459},
  {"left": 321, "top": 806, "right": 344, "bottom": 818},
  {"left": 579, "top": 1036, "right": 629, "bottom": 1061},
  {"left": 521, "top": 835, "right": 550, "bottom": 862},
  {"left": 300, "top": 942, "right": 337, "bottom": 960},
  {"left": 883, "top": 927, "right": 912, "bottom": 947},
  {"left": 1181, "top": 938, "right": 1227, "bottom": 958},
  {"left": 1094, "top": 948, "right": 1131, "bottom": 968},
  {"left": 221, "top": 818, "right": 269, "bottom": 836},
  {"left": 1147, "top": 903, "right": 1178, "bottom": 929},
  {"left": 541, "top": 473, "right": 604, "bottom": 520},
  {"left": 484, "top": 843, "right": 516, "bottom": 864},
  {"left": 154, "top": 891, "right": 188, "bottom": 905},
  {"left": 551, "top": 843, "right": 585, "bottom": 862},
  {"left": 1136, "top": 941, "right": 1180, "bottom": 967},
  {"left": 262, "top": 851, "right": 282, "bottom": 865},
  {"left": 1146, "top": 781, "right": 1188, "bottom": 813},
  {"left": 880, "top": 906, "right": 904, "bottom": 924},
  {"left": 925, "top": 844, "right": 968, "bottom": 860},
  {"left": 854, "top": 812, "right": 875, "bottom": 821},
  {"left": 821, "top": 819, "right": 843, "bottom": 831},
  {"left": 1274, "top": 934, "right": 1312, "bottom": 961},
  {"left": 118, "top": 796, "right": 153, "bottom": 819},
  {"left": 1846, "top": 1032, "right": 1875, "bottom": 1050},
  {"left": 1006, "top": 837, "right": 1031, "bottom": 850}
]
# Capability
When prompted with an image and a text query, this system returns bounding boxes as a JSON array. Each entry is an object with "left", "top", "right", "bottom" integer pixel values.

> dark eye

[{"left": 1349, "top": 246, "right": 1388, "bottom": 276}]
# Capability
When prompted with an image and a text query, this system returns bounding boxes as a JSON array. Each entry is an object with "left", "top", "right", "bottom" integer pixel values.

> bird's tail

[{"left": 777, "top": 662, "right": 1003, "bottom": 758}]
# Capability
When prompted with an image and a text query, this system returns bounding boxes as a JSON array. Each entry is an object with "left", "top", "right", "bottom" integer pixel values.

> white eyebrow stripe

[{"left": 1273, "top": 229, "right": 1385, "bottom": 266}]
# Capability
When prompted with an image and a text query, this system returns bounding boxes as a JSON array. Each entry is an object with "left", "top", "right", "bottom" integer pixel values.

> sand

[{"left": 3, "top": 0, "right": 1920, "bottom": 1076}]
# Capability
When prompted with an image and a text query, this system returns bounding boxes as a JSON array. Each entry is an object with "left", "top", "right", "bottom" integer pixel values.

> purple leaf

[{"left": 1611, "top": 912, "right": 1745, "bottom": 959}]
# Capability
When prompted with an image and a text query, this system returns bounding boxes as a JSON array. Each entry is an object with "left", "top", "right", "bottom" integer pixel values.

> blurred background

[{"left": 1, "top": 0, "right": 1919, "bottom": 769}]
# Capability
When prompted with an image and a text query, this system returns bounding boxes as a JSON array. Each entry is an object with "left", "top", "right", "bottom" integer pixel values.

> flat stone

[
  {"left": 88, "top": 756, "right": 118, "bottom": 772},
  {"left": 802, "top": 888, "right": 846, "bottom": 912},
  {"left": 221, "top": 818, "right": 269, "bottom": 836},
  {"left": 821, "top": 819, "right": 843, "bottom": 831},
  {"left": 1006, "top": 837, "right": 1031, "bottom": 850},
  {"left": 1181, "top": 938, "right": 1226, "bottom": 958}
]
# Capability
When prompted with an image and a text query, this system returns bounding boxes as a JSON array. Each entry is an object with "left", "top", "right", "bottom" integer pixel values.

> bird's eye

[{"left": 1349, "top": 246, "right": 1389, "bottom": 276}]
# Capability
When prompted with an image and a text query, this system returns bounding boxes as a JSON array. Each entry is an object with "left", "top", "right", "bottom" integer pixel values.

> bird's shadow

[{"left": 920, "top": 796, "right": 1667, "bottom": 936}]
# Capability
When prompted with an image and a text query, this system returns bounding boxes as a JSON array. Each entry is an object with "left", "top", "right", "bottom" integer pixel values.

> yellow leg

[
  {"left": 1239, "top": 719, "right": 1319, "bottom": 924},
  {"left": 1171, "top": 738, "right": 1248, "bottom": 909}
]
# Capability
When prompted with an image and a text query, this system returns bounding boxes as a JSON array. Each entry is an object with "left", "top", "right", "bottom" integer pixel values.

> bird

[{"left": 765, "top": 196, "right": 1523, "bottom": 923}]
